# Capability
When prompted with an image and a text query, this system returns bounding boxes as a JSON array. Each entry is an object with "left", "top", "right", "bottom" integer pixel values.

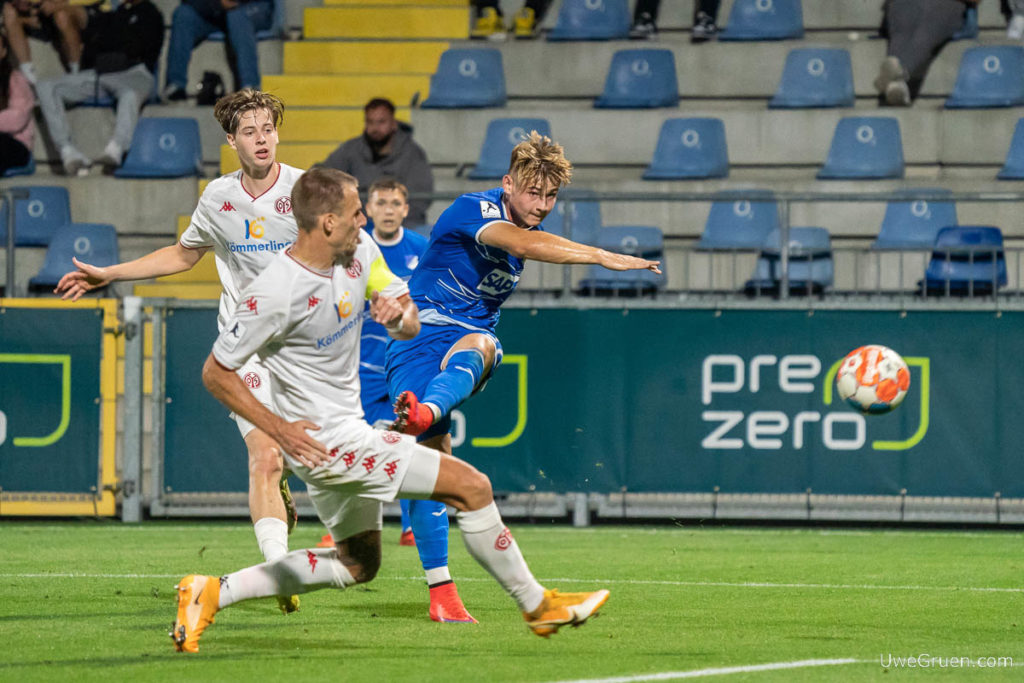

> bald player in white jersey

[
  {"left": 170, "top": 166, "right": 610, "bottom": 653},
  {"left": 54, "top": 89, "right": 304, "bottom": 614}
]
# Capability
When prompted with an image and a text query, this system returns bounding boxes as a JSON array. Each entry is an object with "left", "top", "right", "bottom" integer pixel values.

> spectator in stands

[
  {"left": 0, "top": 28, "right": 35, "bottom": 175},
  {"left": 322, "top": 98, "right": 434, "bottom": 227},
  {"left": 34, "top": 0, "right": 163, "bottom": 175},
  {"left": 875, "top": 0, "right": 977, "bottom": 106},
  {"left": 163, "top": 0, "right": 274, "bottom": 101},
  {"left": 1, "top": 0, "right": 86, "bottom": 85},
  {"left": 1002, "top": 0, "right": 1024, "bottom": 39},
  {"left": 470, "top": 0, "right": 551, "bottom": 39},
  {"left": 630, "top": 0, "right": 720, "bottom": 42}
]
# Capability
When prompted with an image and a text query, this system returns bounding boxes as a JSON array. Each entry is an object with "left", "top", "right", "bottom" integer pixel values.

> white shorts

[
  {"left": 230, "top": 356, "right": 274, "bottom": 439},
  {"left": 288, "top": 419, "right": 441, "bottom": 543}
]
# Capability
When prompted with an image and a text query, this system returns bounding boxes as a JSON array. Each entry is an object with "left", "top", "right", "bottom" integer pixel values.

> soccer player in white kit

[
  {"left": 54, "top": 89, "right": 304, "bottom": 613},
  {"left": 170, "top": 166, "right": 610, "bottom": 653}
]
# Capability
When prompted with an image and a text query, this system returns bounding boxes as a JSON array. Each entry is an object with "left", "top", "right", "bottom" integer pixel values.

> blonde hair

[
  {"left": 507, "top": 131, "right": 573, "bottom": 190},
  {"left": 213, "top": 88, "right": 285, "bottom": 135},
  {"left": 291, "top": 166, "right": 359, "bottom": 232}
]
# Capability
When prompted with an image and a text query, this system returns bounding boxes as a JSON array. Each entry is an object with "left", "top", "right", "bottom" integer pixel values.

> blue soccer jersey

[
  {"left": 359, "top": 226, "right": 428, "bottom": 405},
  {"left": 407, "top": 187, "right": 539, "bottom": 333}
]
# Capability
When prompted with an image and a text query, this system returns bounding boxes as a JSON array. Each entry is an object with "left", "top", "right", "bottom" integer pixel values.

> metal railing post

[
  {"left": 2, "top": 188, "right": 30, "bottom": 297},
  {"left": 121, "top": 296, "right": 144, "bottom": 522}
]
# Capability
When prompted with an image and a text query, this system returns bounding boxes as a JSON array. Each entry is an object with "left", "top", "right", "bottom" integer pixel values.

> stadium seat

[
  {"left": 467, "top": 117, "right": 551, "bottom": 179},
  {"left": 594, "top": 49, "right": 678, "bottom": 109},
  {"left": 114, "top": 118, "right": 202, "bottom": 178},
  {"left": 817, "top": 117, "right": 904, "bottom": 180},
  {"left": 547, "top": 0, "right": 630, "bottom": 41},
  {"left": 577, "top": 225, "right": 666, "bottom": 295},
  {"left": 209, "top": 0, "right": 284, "bottom": 41},
  {"left": 997, "top": 118, "right": 1024, "bottom": 179},
  {"left": 945, "top": 46, "right": 1024, "bottom": 108},
  {"left": 28, "top": 223, "right": 120, "bottom": 292},
  {"left": 421, "top": 48, "right": 506, "bottom": 108},
  {"left": 873, "top": 189, "right": 958, "bottom": 250},
  {"left": 745, "top": 226, "right": 833, "bottom": 296},
  {"left": 696, "top": 191, "right": 780, "bottom": 250},
  {"left": 643, "top": 117, "right": 729, "bottom": 179},
  {"left": 543, "top": 189, "right": 602, "bottom": 245},
  {"left": 719, "top": 0, "right": 804, "bottom": 41},
  {"left": 2, "top": 156, "right": 35, "bottom": 178},
  {"left": 922, "top": 226, "right": 1007, "bottom": 295},
  {"left": 951, "top": 5, "right": 979, "bottom": 41},
  {"left": 769, "top": 48, "right": 855, "bottom": 109},
  {"left": 0, "top": 185, "right": 71, "bottom": 247}
]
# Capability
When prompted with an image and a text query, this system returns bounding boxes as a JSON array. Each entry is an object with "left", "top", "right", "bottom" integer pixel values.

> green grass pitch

[{"left": 1, "top": 520, "right": 1022, "bottom": 681}]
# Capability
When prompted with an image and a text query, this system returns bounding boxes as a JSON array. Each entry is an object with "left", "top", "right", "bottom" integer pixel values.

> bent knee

[
  {"left": 248, "top": 443, "right": 284, "bottom": 478},
  {"left": 463, "top": 468, "right": 493, "bottom": 507}
]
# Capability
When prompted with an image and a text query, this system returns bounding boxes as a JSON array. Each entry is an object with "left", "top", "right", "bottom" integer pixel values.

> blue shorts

[{"left": 385, "top": 323, "right": 502, "bottom": 441}]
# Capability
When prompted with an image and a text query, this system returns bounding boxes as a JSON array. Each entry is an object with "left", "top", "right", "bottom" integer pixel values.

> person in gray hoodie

[{"left": 323, "top": 97, "right": 434, "bottom": 227}]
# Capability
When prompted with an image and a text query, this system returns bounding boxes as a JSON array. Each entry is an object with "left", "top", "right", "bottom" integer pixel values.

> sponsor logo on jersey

[
  {"left": 245, "top": 217, "right": 266, "bottom": 239},
  {"left": 494, "top": 528, "right": 512, "bottom": 551},
  {"left": 479, "top": 200, "right": 500, "bottom": 219},
  {"left": 306, "top": 550, "right": 318, "bottom": 573},
  {"left": 308, "top": 295, "right": 321, "bottom": 310},
  {"left": 381, "top": 431, "right": 401, "bottom": 445},
  {"left": 220, "top": 202, "right": 236, "bottom": 212},
  {"left": 316, "top": 316, "right": 360, "bottom": 349},
  {"left": 405, "top": 255, "right": 419, "bottom": 271},
  {"left": 478, "top": 268, "right": 518, "bottom": 296},
  {"left": 242, "top": 372, "right": 261, "bottom": 388},
  {"left": 245, "top": 296, "right": 258, "bottom": 313},
  {"left": 275, "top": 196, "right": 292, "bottom": 215},
  {"left": 383, "top": 461, "right": 399, "bottom": 480},
  {"left": 346, "top": 259, "right": 362, "bottom": 279},
  {"left": 334, "top": 292, "right": 354, "bottom": 321},
  {"left": 362, "top": 455, "right": 377, "bottom": 472}
]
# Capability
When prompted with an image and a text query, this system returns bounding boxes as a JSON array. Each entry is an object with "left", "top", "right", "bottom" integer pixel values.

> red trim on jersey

[
  {"left": 240, "top": 162, "right": 281, "bottom": 201},
  {"left": 285, "top": 247, "right": 334, "bottom": 279}
]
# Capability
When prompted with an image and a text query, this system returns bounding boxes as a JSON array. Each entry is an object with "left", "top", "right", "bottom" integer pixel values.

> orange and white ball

[{"left": 836, "top": 345, "right": 911, "bottom": 414}]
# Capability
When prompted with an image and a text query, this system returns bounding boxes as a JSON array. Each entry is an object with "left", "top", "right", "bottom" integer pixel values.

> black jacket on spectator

[{"left": 82, "top": 0, "right": 164, "bottom": 75}]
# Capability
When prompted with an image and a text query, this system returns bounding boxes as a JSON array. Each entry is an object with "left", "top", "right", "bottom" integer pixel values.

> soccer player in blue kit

[
  {"left": 385, "top": 132, "right": 661, "bottom": 538},
  {"left": 317, "top": 177, "right": 475, "bottom": 623}
]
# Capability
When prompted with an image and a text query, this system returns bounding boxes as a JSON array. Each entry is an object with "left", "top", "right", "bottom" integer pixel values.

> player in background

[
  {"left": 385, "top": 131, "right": 660, "bottom": 466},
  {"left": 53, "top": 89, "right": 304, "bottom": 615},
  {"left": 314, "top": 177, "right": 475, "bottom": 622},
  {"left": 172, "top": 166, "right": 609, "bottom": 653}
]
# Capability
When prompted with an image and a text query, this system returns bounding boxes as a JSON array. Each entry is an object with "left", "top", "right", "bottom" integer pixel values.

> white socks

[
  {"left": 254, "top": 517, "right": 288, "bottom": 562},
  {"left": 425, "top": 567, "right": 451, "bottom": 585},
  {"left": 456, "top": 502, "right": 545, "bottom": 613},
  {"left": 218, "top": 548, "right": 356, "bottom": 608}
]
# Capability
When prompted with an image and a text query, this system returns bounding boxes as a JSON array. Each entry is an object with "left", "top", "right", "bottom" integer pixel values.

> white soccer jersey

[
  {"left": 212, "top": 235, "right": 409, "bottom": 429},
  {"left": 180, "top": 163, "right": 303, "bottom": 328}
]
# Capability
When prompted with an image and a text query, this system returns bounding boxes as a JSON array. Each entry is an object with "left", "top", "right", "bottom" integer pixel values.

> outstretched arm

[
  {"left": 479, "top": 222, "right": 661, "bottom": 273},
  {"left": 201, "top": 353, "right": 329, "bottom": 468},
  {"left": 54, "top": 242, "right": 208, "bottom": 301}
]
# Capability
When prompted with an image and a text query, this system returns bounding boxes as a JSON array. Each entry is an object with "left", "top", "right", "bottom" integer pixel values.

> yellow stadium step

[
  {"left": 323, "top": 0, "right": 467, "bottom": 5},
  {"left": 262, "top": 74, "right": 429, "bottom": 107},
  {"left": 279, "top": 108, "right": 410, "bottom": 143},
  {"left": 283, "top": 41, "right": 448, "bottom": 75},
  {"left": 220, "top": 143, "right": 335, "bottom": 174},
  {"left": 133, "top": 283, "right": 223, "bottom": 299},
  {"left": 198, "top": 178, "right": 211, "bottom": 196},
  {"left": 304, "top": 6, "right": 469, "bottom": 39}
]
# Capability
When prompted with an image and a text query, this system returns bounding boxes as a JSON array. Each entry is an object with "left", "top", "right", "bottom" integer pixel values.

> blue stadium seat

[
  {"left": 951, "top": 5, "right": 979, "bottom": 41},
  {"left": 945, "top": 46, "right": 1024, "bottom": 108},
  {"left": 594, "top": 49, "right": 678, "bottom": 109},
  {"left": 29, "top": 223, "right": 120, "bottom": 291},
  {"left": 577, "top": 225, "right": 666, "bottom": 295},
  {"left": 467, "top": 118, "right": 551, "bottom": 179},
  {"left": 114, "top": 118, "right": 202, "bottom": 178},
  {"left": 817, "top": 117, "right": 904, "bottom": 179},
  {"left": 719, "top": 0, "right": 803, "bottom": 41},
  {"left": 2, "top": 156, "right": 35, "bottom": 178},
  {"left": 422, "top": 48, "right": 506, "bottom": 108},
  {"left": 997, "top": 118, "right": 1024, "bottom": 179},
  {"left": 922, "top": 226, "right": 1006, "bottom": 295},
  {"left": 873, "top": 189, "right": 958, "bottom": 250},
  {"left": 0, "top": 185, "right": 71, "bottom": 247},
  {"left": 769, "top": 48, "right": 855, "bottom": 108},
  {"left": 745, "top": 226, "right": 833, "bottom": 295},
  {"left": 547, "top": 0, "right": 630, "bottom": 41},
  {"left": 643, "top": 118, "right": 729, "bottom": 179},
  {"left": 696, "top": 191, "right": 780, "bottom": 250},
  {"left": 209, "top": 0, "right": 284, "bottom": 41},
  {"left": 543, "top": 189, "right": 602, "bottom": 245}
]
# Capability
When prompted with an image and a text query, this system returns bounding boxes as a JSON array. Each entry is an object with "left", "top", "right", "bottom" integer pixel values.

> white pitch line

[
  {"left": 3, "top": 573, "right": 1020, "bottom": 594},
  {"left": 545, "top": 658, "right": 864, "bottom": 682}
]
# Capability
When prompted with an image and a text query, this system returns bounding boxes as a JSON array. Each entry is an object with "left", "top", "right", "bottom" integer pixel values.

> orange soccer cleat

[
  {"left": 389, "top": 390, "right": 434, "bottom": 436},
  {"left": 523, "top": 589, "right": 610, "bottom": 638},
  {"left": 170, "top": 574, "right": 221, "bottom": 653}
]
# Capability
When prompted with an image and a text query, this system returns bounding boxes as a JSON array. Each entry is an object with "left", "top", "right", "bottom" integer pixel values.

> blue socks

[
  {"left": 421, "top": 349, "right": 486, "bottom": 418},
  {"left": 409, "top": 499, "right": 450, "bottom": 576}
]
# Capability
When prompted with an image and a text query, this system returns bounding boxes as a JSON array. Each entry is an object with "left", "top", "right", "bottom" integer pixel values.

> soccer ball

[{"left": 836, "top": 345, "right": 910, "bottom": 414}]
